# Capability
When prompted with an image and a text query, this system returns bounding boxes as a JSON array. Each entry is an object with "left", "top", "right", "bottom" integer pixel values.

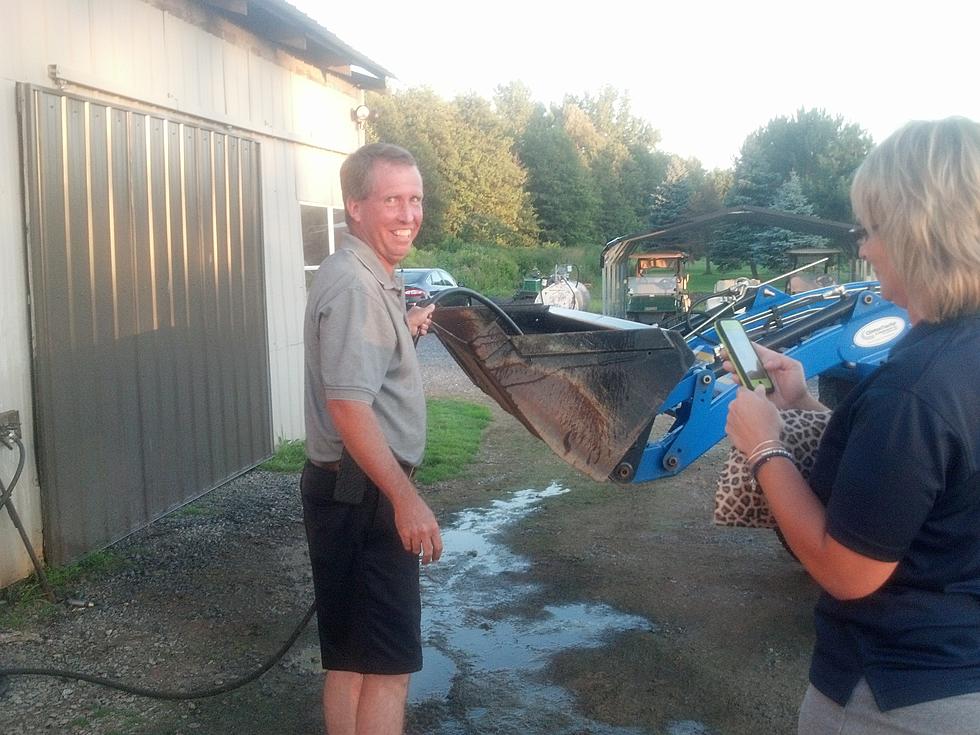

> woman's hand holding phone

[{"left": 717, "top": 328, "right": 823, "bottom": 412}]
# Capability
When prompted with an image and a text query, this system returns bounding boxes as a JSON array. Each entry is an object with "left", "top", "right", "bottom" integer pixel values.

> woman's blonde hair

[{"left": 851, "top": 117, "right": 980, "bottom": 322}]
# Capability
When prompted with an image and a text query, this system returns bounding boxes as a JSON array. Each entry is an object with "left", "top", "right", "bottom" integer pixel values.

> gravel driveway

[
  {"left": 1, "top": 330, "right": 814, "bottom": 734},
  {"left": 0, "top": 334, "right": 490, "bottom": 734}
]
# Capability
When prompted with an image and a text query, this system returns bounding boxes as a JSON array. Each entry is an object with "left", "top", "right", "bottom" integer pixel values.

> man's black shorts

[{"left": 300, "top": 460, "right": 422, "bottom": 675}]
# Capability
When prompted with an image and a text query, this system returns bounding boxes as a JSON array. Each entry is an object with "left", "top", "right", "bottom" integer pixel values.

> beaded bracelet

[
  {"left": 750, "top": 448, "right": 794, "bottom": 480},
  {"left": 746, "top": 441, "right": 788, "bottom": 467}
]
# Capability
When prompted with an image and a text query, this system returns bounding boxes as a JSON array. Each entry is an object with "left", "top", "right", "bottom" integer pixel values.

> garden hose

[
  {"left": 1, "top": 421, "right": 319, "bottom": 700},
  {"left": 0, "top": 601, "right": 315, "bottom": 700},
  {"left": 1, "top": 430, "right": 56, "bottom": 602}
]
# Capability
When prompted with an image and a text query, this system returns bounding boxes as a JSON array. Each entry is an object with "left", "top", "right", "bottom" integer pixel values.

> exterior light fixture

[{"left": 351, "top": 104, "right": 371, "bottom": 128}]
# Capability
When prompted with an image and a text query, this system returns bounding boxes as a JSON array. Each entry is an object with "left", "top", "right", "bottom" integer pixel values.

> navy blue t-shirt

[{"left": 806, "top": 312, "right": 980, "bottom": 711}]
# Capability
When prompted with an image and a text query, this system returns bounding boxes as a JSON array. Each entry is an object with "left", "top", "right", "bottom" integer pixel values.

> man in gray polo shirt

[{"left": 302, "top": 143, "right": 442, "bottom": 735}]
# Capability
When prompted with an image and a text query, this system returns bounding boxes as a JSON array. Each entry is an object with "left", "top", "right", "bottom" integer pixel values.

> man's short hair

[
  {"left": 340, "top": 143, "right": 418, "bottom": 206},
  {"left": 851, "top": 117, "right": 980, "bottom": 322}
]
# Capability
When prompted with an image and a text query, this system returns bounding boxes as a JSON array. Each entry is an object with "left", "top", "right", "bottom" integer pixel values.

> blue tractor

[{"left": 427, "top": 209, "right": 905, "bottom": 484}]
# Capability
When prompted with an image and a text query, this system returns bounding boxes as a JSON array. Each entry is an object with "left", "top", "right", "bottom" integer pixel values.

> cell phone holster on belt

[{"left": 333, "top": 449, "right": 368, "bottom": 505}]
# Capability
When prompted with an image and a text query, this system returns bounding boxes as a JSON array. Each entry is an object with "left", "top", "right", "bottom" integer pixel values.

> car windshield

[{"left": 400, "top": 270, "right": 430, "bottom": 286}]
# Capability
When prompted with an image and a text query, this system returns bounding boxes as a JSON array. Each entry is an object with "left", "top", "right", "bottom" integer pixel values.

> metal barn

[{"left": 0, "top": 0, "right": 389, "bottom": 585}]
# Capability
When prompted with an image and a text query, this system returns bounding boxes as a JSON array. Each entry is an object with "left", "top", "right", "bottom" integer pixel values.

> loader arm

[
  {"left": 429, "top": 283, "right": 908, "bottom": 484},
  {"left": 626, "top": 286, "right": 907, "bottom": 482}
]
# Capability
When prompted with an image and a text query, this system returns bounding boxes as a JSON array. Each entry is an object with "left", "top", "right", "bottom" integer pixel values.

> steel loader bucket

[{"left": 430, "top": 303, "right": 694, "bottom": 482}]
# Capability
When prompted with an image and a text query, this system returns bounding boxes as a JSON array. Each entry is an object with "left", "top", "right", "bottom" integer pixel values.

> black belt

[{"left": 309, "top": 457, "right": 416, "bottom": 479}]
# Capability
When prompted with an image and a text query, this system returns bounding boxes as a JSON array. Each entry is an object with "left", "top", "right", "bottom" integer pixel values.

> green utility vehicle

[{"left": 624, "top": 250, "right": 691, "bottom": 325}]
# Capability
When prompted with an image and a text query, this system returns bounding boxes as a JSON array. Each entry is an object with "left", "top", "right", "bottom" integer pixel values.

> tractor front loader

[{"left": 427, "top": 280, "right": 907, "bottom": 484}]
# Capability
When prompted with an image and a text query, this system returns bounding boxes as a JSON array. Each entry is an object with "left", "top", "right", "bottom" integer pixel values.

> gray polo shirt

[{"left": 304, "top": 232, "right": 426, "bottom": 466}]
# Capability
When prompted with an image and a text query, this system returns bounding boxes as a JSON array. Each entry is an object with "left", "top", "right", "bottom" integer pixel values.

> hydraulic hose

[
  {"left": 422, "top": 287, "right": 523, "bottom": 335},
  {"left": 756, "top": 293, "right": 858, "bottom": 352},
  {"left": 413, "top": 286, "right": 524, "bottom": 346}
]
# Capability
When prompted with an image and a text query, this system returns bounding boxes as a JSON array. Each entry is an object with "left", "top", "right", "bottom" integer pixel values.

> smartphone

[{"left": 716, "top": 319, "right": 774, "bottom": 393}]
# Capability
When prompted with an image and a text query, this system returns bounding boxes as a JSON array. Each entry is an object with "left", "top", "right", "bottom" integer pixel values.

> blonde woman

[{"left": 725, "top": 118, "right": 980, "bottom": 734}]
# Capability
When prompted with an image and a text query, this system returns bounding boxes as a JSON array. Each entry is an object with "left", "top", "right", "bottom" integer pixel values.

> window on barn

[{"left": 302, "top": 204, "right": 346, "bottom": 289}]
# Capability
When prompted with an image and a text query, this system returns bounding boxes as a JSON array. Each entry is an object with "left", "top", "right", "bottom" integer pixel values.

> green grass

[
  {"left": 174, "top": 503, "right": 213, "bottom": 518},
  {"left": 0, "top": 550, "right": 128, "bottom": 627},
  {"left": 260, "top": 438, "right": 307, "bottom": 472},
  {"left": 43, "top": 550, "right": 128, "bottom": 587},
  {"left": 258, "top": 399, "right": 492, "bottom": 485},
  {"left": 416, "top": 398, "right": 492, "bottom": 483}
]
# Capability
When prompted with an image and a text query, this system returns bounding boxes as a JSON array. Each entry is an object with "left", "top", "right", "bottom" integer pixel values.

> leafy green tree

[
  {"left": 755, "top": 172, "right": 829, "bottom": 271},
  {"left": 453, "top": 93, "right": 540, "bottom": 245},
  {"left": 568, "top": 86, "right": 660, "bottom": 151},
  {"left": 560, "top": 88, "right": 665, "bottom": 243},
  {"left": 492, "top": 81, "right": 539, "bottom": 141},
  {"left": 519, "top": 110, "right": 600, "bottom": 245},
  {"left": 366, "top": 88, "right": 538, "bottom": 246},
  {"left": 728, "top": 108, "right": 872, "bottom": 221}
]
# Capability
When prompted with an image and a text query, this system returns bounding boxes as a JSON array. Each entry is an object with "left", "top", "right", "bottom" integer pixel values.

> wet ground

[
  {"left": 412, "top": 483, "right": 657, "bottom": 734},
  {"left": 1, "top": 334, "right": 817, "bottom": 733}
]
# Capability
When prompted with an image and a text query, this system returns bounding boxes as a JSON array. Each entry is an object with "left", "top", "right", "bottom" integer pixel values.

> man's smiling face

[{"left": 346, "top": 161, "right": 423, "bottom": 272}]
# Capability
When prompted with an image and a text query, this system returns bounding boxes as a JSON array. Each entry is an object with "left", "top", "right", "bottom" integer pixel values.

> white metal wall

[
  {"left": 263, "top": 142, "right": 344, "bottom": 441},
  {"left": 0, "top": 0, "right": 364, "bottom": 585},
  {"left": 0, "top": 80, "right": 40, "bottom": 587}
]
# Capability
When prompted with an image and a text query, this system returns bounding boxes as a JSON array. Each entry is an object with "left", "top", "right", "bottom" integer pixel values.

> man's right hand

[
  {"left": 393, "top": 493, "right": 443, "bottom": 564},
  {"left": 327, "top": 399, "right": 444, "bottom": 563}
]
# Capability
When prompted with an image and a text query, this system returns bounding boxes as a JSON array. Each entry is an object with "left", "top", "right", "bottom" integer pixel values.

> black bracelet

[{"left": 750, "top": 448, "right": 794, "bottom": 480}]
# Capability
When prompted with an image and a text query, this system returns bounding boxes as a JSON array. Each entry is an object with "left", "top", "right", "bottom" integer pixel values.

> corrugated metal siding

[
  {"left": 21, "top": 84, "right": 272, "bottom": 564},
  {"left": 2, "top": 0, "right": 362, "bottom": 584},
  {"left": 9, "top": 0, "right": 361, "bottom": 445}
]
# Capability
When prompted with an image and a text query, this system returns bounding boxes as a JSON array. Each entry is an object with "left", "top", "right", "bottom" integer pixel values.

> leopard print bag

[{"left": 713, "top": 409, "right": 831, "bottom": 528}]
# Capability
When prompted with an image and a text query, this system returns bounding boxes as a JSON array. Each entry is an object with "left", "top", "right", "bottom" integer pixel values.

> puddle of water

[
  {"left": 409, "top": 482, "right": 689, "bottom": 734},
  {"left": 666, "top": 722, "right": 713, "bottom": 735},
  {"left": 444, "top": 602, "right": 645, "bottom": 674},
  {"left": 291, "top": 482, "right": 712, "bottom": 734}
]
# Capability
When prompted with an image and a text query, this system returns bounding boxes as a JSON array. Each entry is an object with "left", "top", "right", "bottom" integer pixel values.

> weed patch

[{"left": 0, "top": 550, "right": 128, "bottom": 628}]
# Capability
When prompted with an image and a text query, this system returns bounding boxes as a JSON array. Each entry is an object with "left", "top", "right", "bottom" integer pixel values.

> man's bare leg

[
  {"left": 356, "top": 674, "right": 410, "bottom": 734},
  {"left": 323, "top": 670, "right": 410, "bottom": 735},
  {"left": 324, "top": 670, "right": 361, "bottom": 735}
]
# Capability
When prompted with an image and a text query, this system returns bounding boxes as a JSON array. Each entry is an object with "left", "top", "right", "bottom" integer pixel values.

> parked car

[{"left": 397, "top": 267, "right": 459, "bottom": 307}]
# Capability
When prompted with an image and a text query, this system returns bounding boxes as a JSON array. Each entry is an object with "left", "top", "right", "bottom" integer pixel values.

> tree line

[{"left": 366, "top": 83, "right": 874, "bottom": 292}]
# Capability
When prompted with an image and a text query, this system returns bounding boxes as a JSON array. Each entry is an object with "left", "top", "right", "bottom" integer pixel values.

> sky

[{"left": 290, "top": 0, "right": 979, "bottom": 170}]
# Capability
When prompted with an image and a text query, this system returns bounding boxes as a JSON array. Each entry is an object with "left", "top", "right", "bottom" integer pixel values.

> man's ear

[{"left": 346, "top": 198, "right": 361, "bottom": 224}]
